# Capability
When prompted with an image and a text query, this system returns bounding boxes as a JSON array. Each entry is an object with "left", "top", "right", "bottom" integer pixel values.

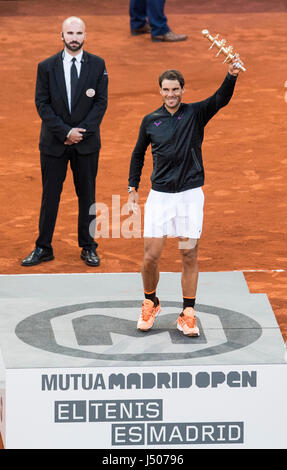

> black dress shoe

[
  {"left": 21, "top": 247, "right": 54, "bottom": 266},
  {"left": 81, "top": 248, "right": 100, "bottom": 267}
]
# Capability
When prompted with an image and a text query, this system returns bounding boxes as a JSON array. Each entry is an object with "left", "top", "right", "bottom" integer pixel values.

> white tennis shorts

[{"left": 143, "top": 187, "right": 204, "bottom": 238}]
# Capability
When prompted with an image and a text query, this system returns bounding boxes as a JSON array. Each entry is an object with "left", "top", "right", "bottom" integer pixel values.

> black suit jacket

[{"left": 35, "top": 50, "right": 108, "bottom": 157}]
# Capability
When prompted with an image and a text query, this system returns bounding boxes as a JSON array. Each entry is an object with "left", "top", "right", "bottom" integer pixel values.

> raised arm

[{"left": 196, "top": 55, "right": 244, "bottom": 126}]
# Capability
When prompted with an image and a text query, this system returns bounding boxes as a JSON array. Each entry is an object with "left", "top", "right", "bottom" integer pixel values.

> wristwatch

[{"left": 128, "top": 186, "right": 136, "bottom": 193}]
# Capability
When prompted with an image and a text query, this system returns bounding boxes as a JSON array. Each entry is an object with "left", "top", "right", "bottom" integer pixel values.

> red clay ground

[
  {"left": 0, "top": 2, "right": 286, "bottom": 320},
  {"left": 0, "top": 1, "right": 286, "bottom": 447},
  {"left": 0, "top": 0, "right": 286, "bottom": 330}
]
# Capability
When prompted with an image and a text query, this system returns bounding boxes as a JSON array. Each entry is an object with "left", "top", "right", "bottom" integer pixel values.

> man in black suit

[{"left": 22, "top": 16, "right": 108, "bottom": 267}]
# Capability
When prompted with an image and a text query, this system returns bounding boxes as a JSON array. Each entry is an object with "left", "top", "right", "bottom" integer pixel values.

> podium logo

[{"left": 15, "top": 301, "right": 262, "bottom": 361}]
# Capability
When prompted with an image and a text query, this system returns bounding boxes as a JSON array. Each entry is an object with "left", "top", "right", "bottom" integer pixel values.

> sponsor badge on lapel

[{"left": 86, "top": 88, "right": 95, "bottom": 97}]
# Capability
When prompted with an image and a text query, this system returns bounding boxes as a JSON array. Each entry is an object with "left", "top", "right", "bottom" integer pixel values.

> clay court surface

[{"left": 0, "top": 0, "right": 286, "bottom": 344}]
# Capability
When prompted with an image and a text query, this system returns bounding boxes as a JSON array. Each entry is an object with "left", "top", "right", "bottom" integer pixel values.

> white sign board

[{"left": 1, "top": 364, "right": 287, "bottom": 449}]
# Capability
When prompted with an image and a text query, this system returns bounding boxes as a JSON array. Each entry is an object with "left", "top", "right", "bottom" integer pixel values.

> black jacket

[
  {"left": 129, "top": 73, "right": 237, "bottom": 193},
  {"left": 35, "top": 50, "right": 108, "bottom": 157}
]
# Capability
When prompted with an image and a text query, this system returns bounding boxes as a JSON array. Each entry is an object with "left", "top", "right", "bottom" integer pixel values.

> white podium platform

[{"left": 0, "top": 272, "right": 286, "bottom": 449}]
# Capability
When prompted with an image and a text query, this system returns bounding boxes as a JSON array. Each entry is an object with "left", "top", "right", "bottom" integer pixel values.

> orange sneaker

[
  {"left": 176, "top": 307, "right": 200, "bottom": 336},
  {"left": 137, "top": 299, "right": 161, "bottom": 331}
]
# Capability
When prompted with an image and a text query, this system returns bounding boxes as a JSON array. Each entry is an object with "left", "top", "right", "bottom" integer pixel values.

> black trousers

[{"left": 36, "top": 147, "right": 99, "bottom": 250}]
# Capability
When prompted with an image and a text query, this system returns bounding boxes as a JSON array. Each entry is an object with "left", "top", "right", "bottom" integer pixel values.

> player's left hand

[
  {"left": 127, "top": 190, "right": 139, "bottom": 214},
  {"left": 228, "top": 54, "right": 244, "bottom": 76}
]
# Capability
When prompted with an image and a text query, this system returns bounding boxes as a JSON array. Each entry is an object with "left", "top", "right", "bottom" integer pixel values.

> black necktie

[{"left": 70, "top": 58, "right": 78, "bottom": 110}]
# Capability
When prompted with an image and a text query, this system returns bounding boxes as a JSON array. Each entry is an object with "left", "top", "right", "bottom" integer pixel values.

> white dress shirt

[{"left": 62, "top": 49, "right": 83, "bottom": 113}]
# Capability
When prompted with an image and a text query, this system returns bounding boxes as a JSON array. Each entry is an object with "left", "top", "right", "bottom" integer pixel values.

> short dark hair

[{"left": 158, "top": 69, "right": 185, "bottom": 88}]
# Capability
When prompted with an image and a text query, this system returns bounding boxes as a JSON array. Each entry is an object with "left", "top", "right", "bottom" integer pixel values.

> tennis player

[{"left": 128, "top": 56, "right": 243, "bottom": 336}]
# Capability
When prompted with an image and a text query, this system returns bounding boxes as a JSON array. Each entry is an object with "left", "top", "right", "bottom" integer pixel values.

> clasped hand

[{"left": 64, "top": 128, "right": 86, "bottom": 145}]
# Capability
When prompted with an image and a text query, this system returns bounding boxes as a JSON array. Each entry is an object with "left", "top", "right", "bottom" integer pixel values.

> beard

[{"left": 63, "top": 38, "right": 84, "bottom": 52}]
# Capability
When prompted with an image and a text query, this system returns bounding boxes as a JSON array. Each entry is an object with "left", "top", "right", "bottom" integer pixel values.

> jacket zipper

[{"left": 191, "top": 148, "right": 202, "bottom": 171}]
